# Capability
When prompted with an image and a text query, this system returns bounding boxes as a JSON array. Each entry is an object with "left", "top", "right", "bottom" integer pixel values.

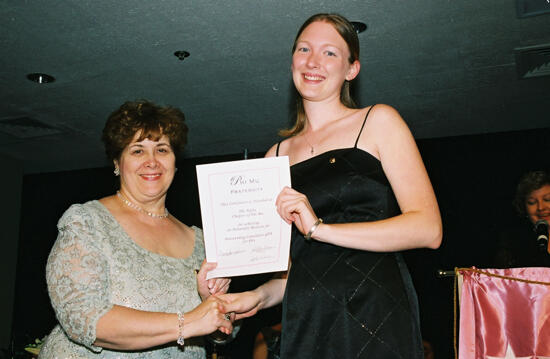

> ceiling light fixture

[
  {"left": 26, "top": 73, "right": 55, "bottom": 84},
  {"left": 351, "top": 21, "right": 367, "bottom": 34},
  {"left": 174, "top": 50, "right": 190, "bottom": 61}
]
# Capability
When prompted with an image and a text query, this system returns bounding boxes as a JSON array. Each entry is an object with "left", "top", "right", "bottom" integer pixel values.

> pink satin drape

[{"left": 459, "top": 267, "right": 550, "bottom": 359}]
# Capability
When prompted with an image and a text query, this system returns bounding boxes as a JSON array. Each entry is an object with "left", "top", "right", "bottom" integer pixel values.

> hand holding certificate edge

[
  {"left": 196, "top": 260, "right": 231, "bottom": 300},
  {"left": 275, "top": 186, "right": 320, "bottom": 239}
]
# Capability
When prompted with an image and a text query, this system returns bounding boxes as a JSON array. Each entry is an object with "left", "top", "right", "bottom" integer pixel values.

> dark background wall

[
  {"left": 0, "top": 155, "right": 22, "bottom": 353},
  {"left": 9, "top": 127, "right": 550, "bottom": 358}
]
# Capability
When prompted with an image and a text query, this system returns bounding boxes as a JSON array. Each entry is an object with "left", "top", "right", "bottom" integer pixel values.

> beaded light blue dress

[{"left": 39, "top": 201, "right": 207, "bottom": 359}]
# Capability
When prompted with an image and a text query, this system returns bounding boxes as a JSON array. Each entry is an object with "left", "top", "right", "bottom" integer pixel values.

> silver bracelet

[
  {"left": 176, "top": 311, "right": 185, "bottom": 346},
  {"left": 304, "top": 218, "right": 323, "bottom": 241}
]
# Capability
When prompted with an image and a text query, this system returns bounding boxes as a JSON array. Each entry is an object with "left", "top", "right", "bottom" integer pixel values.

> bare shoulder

[
  {"left": 265, "top": 143, "right": 279, "bottom": 157},
  {"left": 355, "top": 104, "right": 413, "bottom": 158},
  {"left": 366, "top": 104, "right": 407, "bottom": 128},
  {"left": 363, "top": 104, "right": 412, "bottom": 142},
  {"left": 265, "top": 137, "right": 293, "bottom": 158}
]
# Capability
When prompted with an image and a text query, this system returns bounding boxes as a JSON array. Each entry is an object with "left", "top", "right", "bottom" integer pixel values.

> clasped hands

[{"left": 194, "top": 260, "right": 235, "bottom": 335}]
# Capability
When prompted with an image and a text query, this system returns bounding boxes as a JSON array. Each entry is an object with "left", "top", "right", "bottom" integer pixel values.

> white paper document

[{"left": 196, "top": 156, "right": 292, "bottom": 279}]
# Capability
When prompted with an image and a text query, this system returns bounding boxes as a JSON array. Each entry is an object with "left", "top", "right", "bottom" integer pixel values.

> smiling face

[
  {"left": 116, "top": 131, "right": 176, "bottom": 204},
  {"left": 525, "top": 184, "right": 550, "bottom": 225},
  {"left": 291, "top": 21, "right": 360, "bottom": 104}
]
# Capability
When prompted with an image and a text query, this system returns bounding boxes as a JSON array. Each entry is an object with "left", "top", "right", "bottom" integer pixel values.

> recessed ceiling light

[
  {"left": 351, "top": 21, "right": 367, "bottom": 34},
  {"left": 26, "top": 73, "right": 55, "bottom": 84},
  {"left": 174, "top": 50, "right": 190, "bottom": 61}
]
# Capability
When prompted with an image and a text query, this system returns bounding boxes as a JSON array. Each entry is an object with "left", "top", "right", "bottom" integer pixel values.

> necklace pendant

[{"left": 310, "top": 146, "right": 314, "bottom": 155}]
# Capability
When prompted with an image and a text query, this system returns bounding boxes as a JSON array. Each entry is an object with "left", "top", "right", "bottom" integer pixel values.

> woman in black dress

[{"left": 221, "top": 13, "right": 442, "bottom": 358}]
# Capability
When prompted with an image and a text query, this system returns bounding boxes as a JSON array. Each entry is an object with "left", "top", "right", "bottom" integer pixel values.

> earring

[
  {"left": 114, "top": 167, "right": 120, "bottom": 176},
  {"left": 175, "top": 167, "right": 178, "bottom": 172}
]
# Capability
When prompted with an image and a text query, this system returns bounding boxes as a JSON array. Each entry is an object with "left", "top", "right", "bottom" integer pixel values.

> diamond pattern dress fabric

[{"left": 279, "top": 148, "right": 424, "bottom": 359}]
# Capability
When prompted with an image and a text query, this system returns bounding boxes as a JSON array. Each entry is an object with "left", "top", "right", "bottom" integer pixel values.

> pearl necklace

[{"left": 116, "top": 191, "right": 169, "bottom": 219}]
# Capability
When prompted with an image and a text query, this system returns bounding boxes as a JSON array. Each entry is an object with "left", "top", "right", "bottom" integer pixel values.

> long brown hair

[{"left": 280, "top": 13, "right": 360, "bottom": 137}]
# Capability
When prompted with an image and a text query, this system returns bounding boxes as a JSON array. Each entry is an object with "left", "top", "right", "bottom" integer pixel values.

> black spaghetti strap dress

[{"left": 277, "top": 106, "right": 424, "bottom": 359}]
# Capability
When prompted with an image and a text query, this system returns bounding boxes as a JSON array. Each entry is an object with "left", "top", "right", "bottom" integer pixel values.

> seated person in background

[
  {"left": 493, "top": 170, "right": 550, "bottom": 268},
  {"left": 39, "top": 100, "right": 232, "bottom": 359}
]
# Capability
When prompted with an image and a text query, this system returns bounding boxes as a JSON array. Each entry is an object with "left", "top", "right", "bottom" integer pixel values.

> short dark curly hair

[
  {"left": 102, "top": 100, "right": 188, "bottom": 162},
  {"left": 513, "top": 170, "right": 550, "bottom": 217}
]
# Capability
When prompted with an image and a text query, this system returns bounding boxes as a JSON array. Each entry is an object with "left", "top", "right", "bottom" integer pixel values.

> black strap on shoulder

[
  {"left": 354, "top": 104, "right": 377, "bottom": 148},
  {"left": 275, "top": 141, "right": 281, "bottom": 156}
]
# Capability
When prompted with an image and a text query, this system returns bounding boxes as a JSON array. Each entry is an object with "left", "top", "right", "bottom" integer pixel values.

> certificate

[{"left": 196, "top": 156, "right": 291, "bottom": 279}]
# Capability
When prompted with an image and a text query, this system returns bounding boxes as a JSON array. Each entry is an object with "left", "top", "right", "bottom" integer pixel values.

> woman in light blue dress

[{"left": 39, "top": 100, "right": 233, "bottom": 359}]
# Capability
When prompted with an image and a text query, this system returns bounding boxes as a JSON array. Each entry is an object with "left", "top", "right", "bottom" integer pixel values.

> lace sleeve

[{"left": 46, "top": 204, "right": 113, "bottom": 352}]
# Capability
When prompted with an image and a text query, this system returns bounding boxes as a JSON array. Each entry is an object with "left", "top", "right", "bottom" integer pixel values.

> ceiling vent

[
  {"left": 0, "top": 116, "right": 63, "bottom": 139},
  {"left": 516, "top": 0, "right": 550, "bottom": 18},
  {"left": 514, "top": 43, "right": 550, "bottom": 79}
]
